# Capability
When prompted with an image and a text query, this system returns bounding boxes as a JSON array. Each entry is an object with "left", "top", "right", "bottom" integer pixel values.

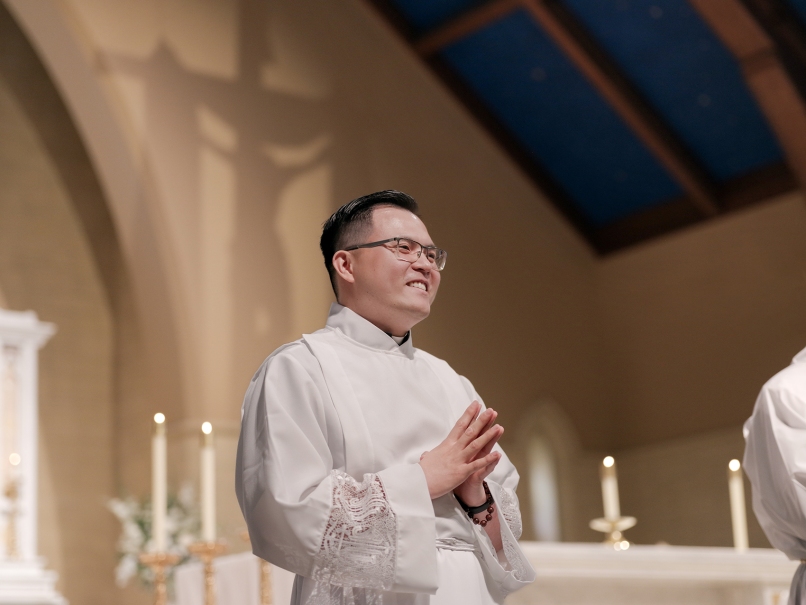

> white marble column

[{"left": 0, "top": 309, "right": 63, "bottom": 604}]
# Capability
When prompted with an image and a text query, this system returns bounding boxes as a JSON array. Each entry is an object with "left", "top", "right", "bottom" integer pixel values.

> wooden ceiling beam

[
  {"left": 592, "top": 162, "right": 797, "bottom": 253},
  {"left": 415, "top": 0, "right": 521, "bottom": 56},
  {"left": 365, "top": 0, "right": 804, "bottom": 252},
  {"left": 416, "top": 0, "right": 721, "bottom": 217},
  {"left": 742, "top": 0, "right": 806, "bottom": 70},
  {"left": 521, "top": 0, "right": 719, "bottom": 217},
  {"left": 690, "top": 0, "right": 806, "bottom": 194}
]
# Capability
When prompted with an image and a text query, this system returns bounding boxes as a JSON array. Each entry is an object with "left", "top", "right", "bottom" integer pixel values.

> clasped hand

[{"left": 419, "top": 401, "right": 503, "bottom": 505}]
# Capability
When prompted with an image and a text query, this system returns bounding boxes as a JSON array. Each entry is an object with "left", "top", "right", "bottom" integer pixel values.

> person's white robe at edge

[
  {"left": 236, "top": 195, "right": 536, "bottom": 605},
  {"left": 744, "top": 346, "right": 806, "bottom": 605}
]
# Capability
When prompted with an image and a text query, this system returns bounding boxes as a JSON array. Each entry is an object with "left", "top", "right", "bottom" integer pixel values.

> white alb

[
  {"left": 236, "top": 304, "right": 535, "bottom": 605},
  {"left": 744, "top": 346, "right": 806, "bottom": 605}
]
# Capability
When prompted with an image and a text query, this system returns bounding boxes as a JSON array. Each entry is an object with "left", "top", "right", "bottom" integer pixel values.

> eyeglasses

[{"left": 343, "top": 237, "right": 448, "bottom": 271}]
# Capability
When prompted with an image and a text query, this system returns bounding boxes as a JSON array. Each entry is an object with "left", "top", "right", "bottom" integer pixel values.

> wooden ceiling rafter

[
  {"left": 413, "top": 0, "right": 721, "bottom": 218},
  {"left": 367, "top": 0, "right": 600, "bottom": 246},
  {"left": 522, "top": 0, "right": 720, "bottom": 217},
  {"left": 593, "top": 161, "right": 797, "bottom": 252},
  {"left": 363, "top": 0, "right": 799, "bottom": 253},
  {"left": 690, "top": 0, "right": 806, "bottom": 194},
  {"left": 415, "top": 0, "right": 521, "bottom": 56},
  {"left": 741, "top": 0, "right": 806, "bottom": 80}
]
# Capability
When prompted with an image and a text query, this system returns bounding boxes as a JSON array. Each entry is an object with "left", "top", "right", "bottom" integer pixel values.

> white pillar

[
  {"left": 0, "top": 310, "right": 55, "bottom": 561},
  {"left": 0, "top": 309, "right": 64, "bottom": 604}
]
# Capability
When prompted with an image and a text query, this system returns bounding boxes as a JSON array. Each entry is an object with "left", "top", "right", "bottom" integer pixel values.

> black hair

[{"left": 320, "top": 190, "right": 420, "bottom": 296}]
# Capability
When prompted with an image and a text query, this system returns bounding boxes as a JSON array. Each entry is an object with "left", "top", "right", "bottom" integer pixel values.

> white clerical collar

[
  {"left": 793, "top": 347, "right": 806, "bottom": 364},
  {"left": 325, "top": 304, "right": 414, "bottom": 355},
  {"left": 389, "top": 333, "right": 409, "bottom": 345}
]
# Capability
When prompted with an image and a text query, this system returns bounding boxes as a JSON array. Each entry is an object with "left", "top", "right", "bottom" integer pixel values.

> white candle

[
  {"left": 601, "top": 456, "right": 621, "bottom": 521},
  {"left": 200, "top": 421, "right": 216, "bottom": 542},
  {"left": 3, "top": 350, "right": 19, "bottom": 485},
  {"left": 728, "top": 459, "right": 749, "bottom": 552},
  {"left": 152, "top": 413, "right": 167, "bottom": 552}
]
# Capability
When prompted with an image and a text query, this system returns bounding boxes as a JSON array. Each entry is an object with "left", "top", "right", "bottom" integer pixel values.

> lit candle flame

[
  {"left": 603, "top": 456, "right": 615, "bottom": 468},
  {"left": 201, "top": 421, "right": 212, "bottom": 435},
  {"left": 728, "top": 459, "right": 741, "bottom": 472},
  {"left": 154, "top": 413, "right": 165, "bottom": 424}
]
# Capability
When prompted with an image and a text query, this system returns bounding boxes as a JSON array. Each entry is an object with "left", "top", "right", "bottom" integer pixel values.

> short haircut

[{"left": 320, "top": 190, "right": 420, "bottom": 296}]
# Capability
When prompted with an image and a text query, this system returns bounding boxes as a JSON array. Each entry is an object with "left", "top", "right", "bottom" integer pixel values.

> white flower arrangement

[{"left": 108, "top": 483, "right": 200, "bottom": 589}]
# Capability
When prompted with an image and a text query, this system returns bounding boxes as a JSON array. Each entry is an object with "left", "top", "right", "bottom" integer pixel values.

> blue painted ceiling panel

[
  {"left": 561, "top": 0, "right": 783, "bottom": 182},
  {"left": 390, "top": 0, "right": 485, "bottom": 34},
  {"left": 786, "top": 0, "right": 806, "bottom": 26},
  {"left": 441, "top": 9, "right": 683, "bottom": 226}
]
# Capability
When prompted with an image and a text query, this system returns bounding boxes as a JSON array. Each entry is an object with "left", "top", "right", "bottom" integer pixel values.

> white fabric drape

[
  {"left": 236, "top": 304, "right": 535, "bottom": 605},
  {"left": 744, "top": 347, "right": 806, "bottom": 605}
]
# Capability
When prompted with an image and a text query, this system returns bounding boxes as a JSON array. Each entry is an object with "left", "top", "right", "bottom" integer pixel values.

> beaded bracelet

[{"left": 455, "top": 481, "right": 495, "bottom": 527}]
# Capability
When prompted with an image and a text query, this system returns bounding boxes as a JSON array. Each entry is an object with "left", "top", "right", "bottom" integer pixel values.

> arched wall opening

[{"left": 0, "top": 5, "right": 177, "bottom": 603}]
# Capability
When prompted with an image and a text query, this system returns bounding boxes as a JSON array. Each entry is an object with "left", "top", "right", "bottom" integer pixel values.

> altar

[{"left": 175, "top": 542, "right": 798, "bottom": 605}]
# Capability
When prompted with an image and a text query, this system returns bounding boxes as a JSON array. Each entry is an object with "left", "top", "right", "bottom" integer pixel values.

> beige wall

[
  {"left": 1, "top": 0, "right": 805, "bottom": 601},
  {"left": 598, "top": 193, "right": 806, "bottom": 448}
]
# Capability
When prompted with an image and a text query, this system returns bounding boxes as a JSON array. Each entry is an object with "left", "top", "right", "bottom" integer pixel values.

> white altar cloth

[
  {"left": 174, "top": 551, "right": 296, "bottom": 605},
  {"left": 174, "top": 543, "right": 800, "bottom": 605}
]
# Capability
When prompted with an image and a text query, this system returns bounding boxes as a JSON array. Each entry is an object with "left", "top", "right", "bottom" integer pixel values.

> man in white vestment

[
  {"left": 744, "top": 347, "right": 806, "bottom": 605},
  {"left": 236, "top": 191, "right": 535, "bottom": 605}
]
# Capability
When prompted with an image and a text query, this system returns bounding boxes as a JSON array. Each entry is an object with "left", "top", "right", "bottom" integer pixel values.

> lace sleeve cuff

[
  {"left": 310, "top": 470, "right": 397, "bottom": 590},
  {"left": 477, "top": 481, "right": 536, "bottom": 595},
  {"left": 309, "top": 464, "right": 438, "bottom": 597},
  {"left": 497, "top": 486, "right": 523, "bottom": 541}
]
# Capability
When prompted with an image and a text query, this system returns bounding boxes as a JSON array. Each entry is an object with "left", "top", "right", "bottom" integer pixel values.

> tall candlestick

[
  {"left": 152, "top": 413, "right": 167, "bottom": 552},
  {"left": 200, "top": 422, "right": 216, "bottom": 542},
  {"left": 728, "top": 459, "right": 748, "bottom": 552},
  {"left": 601, "top": 456, "right": 621, "bottom": 522}
]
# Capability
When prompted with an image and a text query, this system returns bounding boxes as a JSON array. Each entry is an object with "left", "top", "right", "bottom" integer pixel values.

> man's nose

[{"left": 411, "top": 252, "right": 431, "bottom": 272}]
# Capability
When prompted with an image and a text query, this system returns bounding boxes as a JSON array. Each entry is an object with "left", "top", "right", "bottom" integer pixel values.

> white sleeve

[
  {"left": 744, "top": 374, "right": 806, "bottom": 603},
  {"left": 743, "top": 378, "right": 806, "bottom": 560},
  {"left": 456, "top": 376, "right": 536, "bottom": 594},
  {"left": 235, "top": 350, "right": 437, "bottom": 595},
  {"left": 473, "top": 448, "right": 536, "bottom": 596}
]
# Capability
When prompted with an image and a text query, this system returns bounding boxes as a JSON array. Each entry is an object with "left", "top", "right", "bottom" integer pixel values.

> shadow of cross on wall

[{"left": 98, "top": 0, "right": 334, "bottom": 374}]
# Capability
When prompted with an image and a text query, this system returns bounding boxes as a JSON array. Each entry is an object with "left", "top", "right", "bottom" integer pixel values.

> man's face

[{"left": 347, "top": 206, "right": 441, "bottom": 333}]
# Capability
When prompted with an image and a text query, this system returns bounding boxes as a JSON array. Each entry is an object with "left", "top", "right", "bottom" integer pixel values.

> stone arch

[
  {"left": 511, "top": 399, "right": 583, "bottom": 541},
  {"left": 0, "top": 4, "right": 183, "bottom": 602},
  {"left": 2, "top": 0, "right": 186, "bottom": 418}
]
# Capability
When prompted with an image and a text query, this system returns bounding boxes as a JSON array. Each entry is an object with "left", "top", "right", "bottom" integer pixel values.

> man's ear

[{"left": 332, "top": 250, "right": 356, "bottom": 285}]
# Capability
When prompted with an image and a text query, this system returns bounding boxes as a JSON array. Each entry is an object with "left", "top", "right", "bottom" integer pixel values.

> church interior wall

[
  {"left": 3, "top": 0, "right": 607, "bottom": 601},
  {"left": 1, "top": 0, "right": 804, "bottom": 601},
  {"left": 597, "top": 192, "right": 806, "bottom": 449},
  {"left": 575, "top": 192, "right": 806, "bottom": 549}
]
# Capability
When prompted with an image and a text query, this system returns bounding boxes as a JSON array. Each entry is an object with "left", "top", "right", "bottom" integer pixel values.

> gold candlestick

[
  {"left": 242, "top": 530, "right": 272, "bottom": 605},
  {"left": 260, "top": 557, "right": 272, "bottom": 605},
  {"left": 589, "top": 516, "right": 637, "bottom": 549},
  {"left": 139, "top": 552, "right": 181, "bottom": 605},
  {"left": 188, "top": 541, "right": 227, "bottom": 605}
]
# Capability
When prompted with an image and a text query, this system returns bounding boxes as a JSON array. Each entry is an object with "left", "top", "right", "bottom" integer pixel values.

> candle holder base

[
  {"left": 589, "top": 516, "right": 637, "bottom": 548},
  {"left": 138, "top": 552, "right": 181, "bottom": 605},
  {"left": 188, "top": 541, "right": 228, "bottom": 605}
]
